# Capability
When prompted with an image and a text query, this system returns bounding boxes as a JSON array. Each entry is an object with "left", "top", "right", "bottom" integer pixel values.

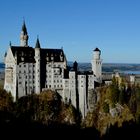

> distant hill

[
  {"left": 1, "top": 62, "right": 140, "bottom": 73},
  {"left": 68, "top": 62, "right": 140, "bottom": 73},
  {"left": 103, "top": 63, "right": 140, "bottom": 73}
]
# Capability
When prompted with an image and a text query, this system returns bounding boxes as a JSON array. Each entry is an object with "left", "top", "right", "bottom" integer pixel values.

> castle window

[
  {"left": 49, "top": 85, "right": 51, "bottom": 88},
  {"left": 24, "top": 64, "right": 26, "bottom": 67},
  {"left": 47, "top": 57, "right": 49, "bottom": 61}
]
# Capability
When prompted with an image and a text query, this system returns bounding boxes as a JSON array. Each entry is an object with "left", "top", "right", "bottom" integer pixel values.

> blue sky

[{"left": 0, "top": 0, "right": 140, "bottom": 63}]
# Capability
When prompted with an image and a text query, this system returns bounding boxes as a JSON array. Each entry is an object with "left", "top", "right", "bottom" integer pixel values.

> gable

[{"left": 5, "top": 47, "right": 15, "bottom": 64}]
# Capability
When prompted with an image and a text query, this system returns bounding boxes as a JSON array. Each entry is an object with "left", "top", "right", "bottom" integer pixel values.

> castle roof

[
  {"left": 94, "top": 48, "right": 101, "bottom": 52},
  {"left": 41, "top": 48, "right": 64, "bottom": 62},
  {"left": 11, "top": 46, "right": 35, "bottom": 63},
  {"left": 10, "top": 46, "right": 65, "bottom": 63}
]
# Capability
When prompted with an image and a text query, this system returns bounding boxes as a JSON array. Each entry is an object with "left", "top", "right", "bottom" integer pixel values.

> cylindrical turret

[
  {"left": 35, "top": 38, "right": 41, "bottom": 93},
  {"left": 92, "top": 48, "right": 102, "bottom": 83},
  {"left": 93, "top": 48, "right": 101, "bottom": 60}
]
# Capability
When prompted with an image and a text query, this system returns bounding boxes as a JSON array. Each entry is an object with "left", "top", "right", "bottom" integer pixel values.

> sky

[{"left": 0, "top": 0, "right": 140, "bottom": 63}]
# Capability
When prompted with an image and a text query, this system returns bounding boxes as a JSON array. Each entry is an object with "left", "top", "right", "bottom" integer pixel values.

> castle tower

[
  {"left": 20, "top": 21, "right": 29, "bottom": 46},
  {"left": 35, "top": 37, "right": 41, "bottom": 93},
  {"left": 92, "top": 48, "right": 102, "bottom": 82}
]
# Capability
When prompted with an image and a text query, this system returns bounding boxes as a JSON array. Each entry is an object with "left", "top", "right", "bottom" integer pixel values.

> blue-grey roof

[{"left": 94, "top": 48, "right": 101, "bottom": 52}]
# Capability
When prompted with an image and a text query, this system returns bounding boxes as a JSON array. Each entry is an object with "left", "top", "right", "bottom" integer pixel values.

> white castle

[{"left": 4, "top": 22, "right": 102, "bottom": 118}]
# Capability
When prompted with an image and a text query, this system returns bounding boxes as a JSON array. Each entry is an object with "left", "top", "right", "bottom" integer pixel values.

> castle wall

[
  {"left": 69, "top": 71, "right": 76, "bottom": 108},
  {"left": 78, "top": 75, "right": 87, "bottom": 118},
  {"left": 45, "top": 62, "right": 65, "bottom": 91},
  {"left": 17, "top": 62, "right": 35, "bottom": 98},
  {"left": 4, "top": 48, "right": 17, "bottom": 101},
  {"left": 62, "top": 79, "right": 70, "bottom": 103}
]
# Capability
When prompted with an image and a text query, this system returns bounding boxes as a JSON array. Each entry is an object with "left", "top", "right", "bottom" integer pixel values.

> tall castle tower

[
  {"left": 35, "top": 37, "right": 41, "bottom": 93},
  {"left": 20, "top": 21, "right": 29, "bottom": 46},
  {"left": 92, "top": 48, "right": 102, "bottom": 82}
]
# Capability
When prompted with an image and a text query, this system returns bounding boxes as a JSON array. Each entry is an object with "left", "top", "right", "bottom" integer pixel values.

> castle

[{"left": 4, "top": 21, "right": 102, "bottom": 118}]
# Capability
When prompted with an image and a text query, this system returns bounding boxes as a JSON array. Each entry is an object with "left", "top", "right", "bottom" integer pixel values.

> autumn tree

[
  {"left": 106, "top": 84, "right": 119, "bottom": 108},
  {"left": 0, "top": 88, "right": 13, "bottom": 112}
]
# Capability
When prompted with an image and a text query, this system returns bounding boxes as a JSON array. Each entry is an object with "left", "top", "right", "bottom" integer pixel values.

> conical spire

[
  {"left": 20, "top": 20, "right": 29, "bottom": 47},
  {"left": 22, "top": 20, "right": 28, "bottom": 35},
  {"left": 35, "top": 36, "right": 41, "bottom": 48}
]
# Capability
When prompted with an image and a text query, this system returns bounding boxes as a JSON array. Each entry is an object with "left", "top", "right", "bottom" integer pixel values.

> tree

[
  {"left": 0, "top": 88, "right": 13, "bottom": 112},
  {"left": 129, "top": 90, "right": 137, "bottom": 115},
  {"left": 135, "top": 86, "right": 140, "bottom": 124},
  {"left": 119, "top": 89, "right": 125, "bottom": 105},
  {"left": 106, "top": 84, "right": 119, "bottom": 108},
  {"left": 103, "top": 102, "right": 109, "bottom": 113}
]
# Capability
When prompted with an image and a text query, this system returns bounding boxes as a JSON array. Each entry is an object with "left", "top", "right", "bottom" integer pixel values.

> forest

[{"left": 0, "top": 77, "right": 140, "bottom": 139}]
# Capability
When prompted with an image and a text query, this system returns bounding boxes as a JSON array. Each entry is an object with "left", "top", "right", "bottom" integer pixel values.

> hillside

[{"left": 68, "top": 62, "right": 140, "bottom": 73}]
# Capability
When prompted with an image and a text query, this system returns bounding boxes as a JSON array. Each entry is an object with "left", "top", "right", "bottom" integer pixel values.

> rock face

[{"left": 88, "top": 89, "right": 97, "bottom": 111}]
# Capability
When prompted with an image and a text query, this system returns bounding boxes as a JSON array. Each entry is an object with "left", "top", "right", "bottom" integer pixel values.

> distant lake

[{"left": 121, "top": 71, "right": 140, "bottom": 75}]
